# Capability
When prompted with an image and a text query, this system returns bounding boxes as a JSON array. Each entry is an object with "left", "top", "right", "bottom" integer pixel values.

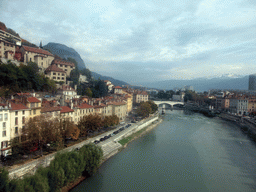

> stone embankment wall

[
  {"left": 219, "top": 113, "right": 256, "bottom": 134},
  {"left": 8, "top": 115, "right": 159, "bottom": 179}
]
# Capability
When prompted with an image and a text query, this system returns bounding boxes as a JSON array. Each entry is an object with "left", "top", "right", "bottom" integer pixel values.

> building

[
  {"left": 74, "top": 103, "right": 94, "bottom": 123},
  {"left": 0, "top": 22, "right": 21, "bottom": 46},
  {"left": 9, "top": 102, "right": 30, "bottom": 142},
  {"left": 114, "top": 86, "right": 123, "bottom": 94},
  {"left": 45, "top": 64, "right": 66, "bottom": 83},
  {"left": 229, "top": 96, "right": 248, "bottom": 115},
  {"left": 0, "top": 39, "right": 16, "bottom": 60},
  {"left": 133, "top": 90, "right": 149, "bottom": 104},
  {"left": 20, "top": 45, "right": 54, "bottom": 71},
  {"left": 0, "top": 104, "right": 11, "bottom": 157},
  {"left": 51, "top": 59, "right": 75, "bottom": 77},
  {"left": 25, "top": 97, "right": 42, "bottom": 119},
  {"left": 60, "top": 106, "right": 74, "bottom": 122},
  {"left": 105, "top": 80, "right": 114, "bottom": 92},
  {"left": 249, "top": 74, "right": 256, "bottom": 91},
  {"left": 248, "top": 97, "right": 256, "bottom": 113},
  {"left": 41, "top": 106, "right": 61, "bottom": 119}
]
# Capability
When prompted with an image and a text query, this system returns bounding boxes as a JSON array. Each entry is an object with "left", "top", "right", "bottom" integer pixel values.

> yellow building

[
  {"left": 20, "top": 45, "right": 54, "bottom": 72},
  {"left": 25, "top": 97, "right": 42, "bottom": 118},
  {"left": 45, "top": 64, "right": 66, "bottom": 83},
  {"left": 52, "top": 59, "right": 75, "bottom": 77}
]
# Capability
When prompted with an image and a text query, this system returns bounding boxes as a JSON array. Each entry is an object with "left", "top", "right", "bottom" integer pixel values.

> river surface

[{"left": 71, "top": 110, "right": 256, "bottom": 192}]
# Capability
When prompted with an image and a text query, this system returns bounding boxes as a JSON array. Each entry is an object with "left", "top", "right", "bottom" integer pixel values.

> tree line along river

[{"left": 71, "top": 110, "right": 256, "bottom": 192}]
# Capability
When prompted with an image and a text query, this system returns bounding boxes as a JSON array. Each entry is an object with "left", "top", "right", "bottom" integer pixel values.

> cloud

[{"left": 1, "top": 0, "right": 256, "bottom": 84}]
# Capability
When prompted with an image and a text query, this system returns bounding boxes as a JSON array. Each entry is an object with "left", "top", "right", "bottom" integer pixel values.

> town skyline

[{"left": 1, "top": 0, "right": 256, "bottom": 84}]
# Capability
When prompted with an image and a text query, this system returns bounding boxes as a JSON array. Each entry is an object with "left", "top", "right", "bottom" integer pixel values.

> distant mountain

[
  {"left": 142, "top": 76, "right": 249, "bottom": 92},
  {"left": 91, "top": 72, "right": 129, "bottom": 87},
  {"left": 43, "top": 43, "right": 86, "bottom": 69}
]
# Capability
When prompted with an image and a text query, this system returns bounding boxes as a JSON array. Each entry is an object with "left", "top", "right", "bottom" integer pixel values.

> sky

[{"left": 1, "top": 0, "right": 256, "bottom": 85}]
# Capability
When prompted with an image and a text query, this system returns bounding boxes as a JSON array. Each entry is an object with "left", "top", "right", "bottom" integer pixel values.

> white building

[{"left": 0, "top": 104, "right": 11, "bottom": 156}]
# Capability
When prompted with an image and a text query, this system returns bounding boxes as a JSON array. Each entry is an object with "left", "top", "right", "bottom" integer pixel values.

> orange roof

[
  {"left": 27, "top": 97, "right": 40, "bottom": 103},
  {"left": 61, "top": 85, "right": 75, "bottom": 91},
  {"left": 41, "top": 106, "right": 61, "bottom": 113},
  {"left": 52, "top": 59, "right": 75, "bottom": 67},
  {"left": 78, "top": 103, "right": 94, "bottom": 109},
  {"left": 115, "top": 86, "right": 122, "bottom": 89},
  {"left": 60, "top": 106, "right": 74, "bottom": 113},
  {"left": 45, "top": 64, "right": 65, "bottom": 73},
  {"left": 22, "top": 45, "right": 53, "bottom": 56},
  {"left": 17, "top": 93, "right": 30, "bottom": 96},
  {"left": 10, "top": 102, "right": 28, "bottom": 110}
]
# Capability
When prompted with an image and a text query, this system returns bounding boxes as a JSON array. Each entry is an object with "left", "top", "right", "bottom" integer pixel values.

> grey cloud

[{"left": 111, "top": 24, "right": 153, "bottom": 54}]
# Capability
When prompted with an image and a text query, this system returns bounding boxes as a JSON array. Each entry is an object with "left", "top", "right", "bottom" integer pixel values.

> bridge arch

[{"left": 154, "top": 101, "right": 184, "bottom": 108}]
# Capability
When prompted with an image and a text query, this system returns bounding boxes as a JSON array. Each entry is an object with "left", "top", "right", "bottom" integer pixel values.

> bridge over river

[{"left": 154, "top": 100, "right": 184, "bottom": 107}]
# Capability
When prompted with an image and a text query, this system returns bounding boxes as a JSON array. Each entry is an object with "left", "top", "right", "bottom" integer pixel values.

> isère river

[{"left": 71, "top": 110, "right": 256, "bottom": 192}]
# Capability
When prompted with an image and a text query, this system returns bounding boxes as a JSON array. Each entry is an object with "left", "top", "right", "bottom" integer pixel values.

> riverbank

[
  {"left": 119, "top": 118, "right": 163, "bottom": 147},
  {"left": 66, "top": 116, "right": 163, "bottom": 192}
]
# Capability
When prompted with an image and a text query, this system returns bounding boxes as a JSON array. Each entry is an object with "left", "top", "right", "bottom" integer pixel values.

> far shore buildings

[{"left": 249, "top": 74, "right": 256, "bottom": 91}]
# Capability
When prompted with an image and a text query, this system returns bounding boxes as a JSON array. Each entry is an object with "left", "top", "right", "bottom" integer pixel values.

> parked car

[
  {"left": 94, "top": 140, "right": 100, "bottom": 144},
  {"left": 100, "top": 138, "right": 105, "bottom": 142}
]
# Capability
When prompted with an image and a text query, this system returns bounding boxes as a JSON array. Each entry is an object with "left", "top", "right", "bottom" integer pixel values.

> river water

[{"left": 71, "top": 110, "right": 256, "bottom": 192}]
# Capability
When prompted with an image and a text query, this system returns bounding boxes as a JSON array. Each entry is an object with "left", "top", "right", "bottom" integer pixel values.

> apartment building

[
  {"left": 45, "top": 64, "right": 66, "bottom": 83},
  {"left": 9, "top": 102, "right": 30, "bottom": 142},
  {"left": 0, "top": 104, "right": 11, "bottom": 156},
  {"left": 74, "top": 103, "right": 94, "bottom": 123},
  {"left": 51, "top": 59, "right": 75, "bottom": 77},
  {"left": 133, "top": 90, "right": 149, "bottom": 104}
]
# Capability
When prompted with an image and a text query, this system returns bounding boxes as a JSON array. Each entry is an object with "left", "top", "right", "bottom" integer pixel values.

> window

[
  {"left": 62, "top": 77, "right": 64, "bottom": 80},
  {"left": 57, "top": 77, "right": 60, "bottom": 80},
  {"left": 62, "top": 73, "right": 65, "bottom": 76},
  {"left": 58, "top": 73, "right": 60, "bottom": 75},
  {"left": 15, "top": 111, "right": 18, "bottom": 116},
  {"left": 33, "top": 110, "right": 36, "bottom": 115},
  {"left": 0, "top": 114, "right": 2, "bottom": 121},
  {"left": 3, "top": 122, "right": 6, "bottom": 129},
  {"left": 41, "top": 62, "right": 43, "bottom": 66},
  {"left": 53, "top": 73, "right": 56, "bottom": 75},
  {"left": 1, "top": 141, "right": 8, "bottom": 148},
  {"left": 30, "top": 58, "right": 32, "bottom": 62},
  {"left": 4, "top": 113, "right": 7, "bottom": 121},
  {"left": 22, "top": 110, "right": 25, "bottom": 115},
  {"left": 65, "top": 69, "right": 67, "bottom": 71},
  {"left": 22, "top": 116, "right": 25, "bottom": 124},
  {"left": 53, "top": 77, "right": 56, "bottom": 79},
  {"left": 15, "top": 127, "right": 18, "bottom": 134},
  {"left": 60, "top": 64, "right": 63, "bottom": 67},
  {"left": 2, "top": 131, "right": 6, "bottom": 137},
  {"left": 15, "top": 117, "right": 18, "bottom": 125}
]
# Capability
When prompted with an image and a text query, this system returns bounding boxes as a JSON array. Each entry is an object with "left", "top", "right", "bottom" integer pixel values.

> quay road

[{"left": 8, "top": 114, "right": 159, "bottom": 178}]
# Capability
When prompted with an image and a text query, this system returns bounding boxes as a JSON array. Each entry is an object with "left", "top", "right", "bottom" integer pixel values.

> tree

[
  {"left": 91, "top": 79, "right": 108, "bottom": 98},
  {"left": 0, "top": 168, "right": 9, "bottom": 192},
  {"left": 136, "top": 102, "right": 152, "bottom": 118},
  {"left": 85, "top": 88, "right": 93, "bottom": 98},
  {"left": 103, "top": 115, "right": 119, "bottom": 127},
  {"left": 147, "top": 100, "right": 158, "bottom": 113},
  {"left": 78, "top": 114, "right": 103, "bottom": 136}
]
